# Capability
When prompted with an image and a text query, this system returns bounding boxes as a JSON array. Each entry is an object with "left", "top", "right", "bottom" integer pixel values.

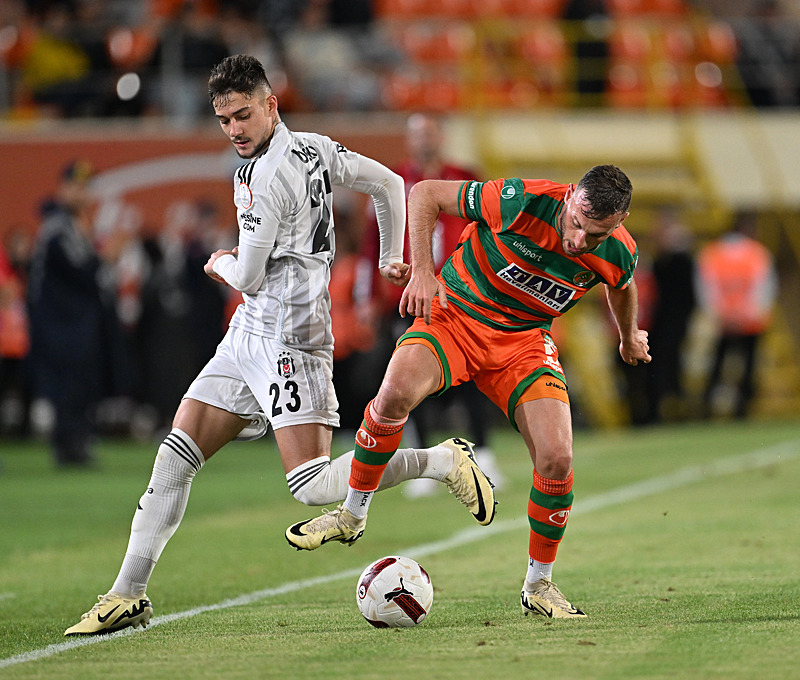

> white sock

[
  {"left": 111, "top": 429, "right": 204, "bottom": 597},
  {"left": 526, "top": 558, "right": 554, "bottom": 587},
  {"left": 343, "top": 487, "right": 372, "bottom": 519},
  {"left": 285, "top": 445, "right": 455, "bottom": 507}
]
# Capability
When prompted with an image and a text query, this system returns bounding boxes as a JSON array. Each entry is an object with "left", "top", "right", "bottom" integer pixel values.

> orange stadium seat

[
  {"left": 516, "top": 22, "right": 569, "bottom": 101},
  {"left": 373, "top": 0, "right": 435, "bottom": 19},
  {"left": 393, "top": 21, "right": 476, "bottom": 64},
  {"left": 661, "top": 21, "right": 695, "bottom": 63},
  {"left": 503, "top": 0, "right": 567, "bottom": 19},
  {"left": 382, "top": 66, "right": 463, "bottom": 111},
  {"left": 700, "top": 20, "right": 738, "bottom": 64},
  {"left": 641, "top": 0, "right": 687, "bottom": 16},
  {"left": 609, "top": 20, "right": 653, "bottom": 61},
  {"left": 607, "top": 0, "right": 647, "bottom": 16},
  {"left": 607, "top": 61, "right": 648, "bottom": 107},
  {"left": 106, "top": 27, "right": 158, "bottom": 70}
]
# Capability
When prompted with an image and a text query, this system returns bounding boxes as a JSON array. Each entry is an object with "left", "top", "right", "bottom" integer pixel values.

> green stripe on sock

[
  {"left": 529, "top": 487, "right": 574, "bottom": 509},
  {"left": 528, "top": 517, "right": 568, "bottom": 541},
  {"left": 354, "top": 447, "right": 396, "bottom": 467}
]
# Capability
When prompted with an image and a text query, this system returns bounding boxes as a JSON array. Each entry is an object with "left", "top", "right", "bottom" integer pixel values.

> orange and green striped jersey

[{"left": 442, "top": 178, "right": 639, "bottom": 331}]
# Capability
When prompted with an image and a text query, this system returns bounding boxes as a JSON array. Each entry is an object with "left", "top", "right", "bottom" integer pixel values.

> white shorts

[{"left": 184, "top": 326, "right": 340, "bottom": 439}]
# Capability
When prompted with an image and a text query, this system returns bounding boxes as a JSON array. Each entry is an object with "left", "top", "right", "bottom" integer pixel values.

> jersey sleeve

[
  {"left": 307, "top": 133, "right": 360, "bottom": 187},
  {"left": 234, "top": 171, "right": 287, "bottom": 249},
  {"left": 606, "top": 229, "right": 639, "bottom": 290},
  {"left": 458, "top": 178, "right": 524, "bottom": 231}
]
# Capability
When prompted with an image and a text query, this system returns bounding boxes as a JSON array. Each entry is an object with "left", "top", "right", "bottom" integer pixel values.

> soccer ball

[{"left": 356, "top": 556, "right": 434, "bottom": 628}]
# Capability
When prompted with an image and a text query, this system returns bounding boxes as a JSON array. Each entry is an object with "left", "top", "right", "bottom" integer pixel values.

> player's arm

[
  {"left": 205, "top": 242, "right": 271, "bottom": 295},
  {"left": 401, "top": 179, "right": 462, "bottom": 324},
  {"left": 346, "top": 155, "right": 409, "bottom": 287},
  {"left": 605, "top": 280, "right": 651, "bottom": 366}
]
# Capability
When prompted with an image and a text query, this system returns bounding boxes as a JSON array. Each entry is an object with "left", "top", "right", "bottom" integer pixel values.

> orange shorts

[{"left": 398, "top": 297, "right": 569, "bottom": 430}]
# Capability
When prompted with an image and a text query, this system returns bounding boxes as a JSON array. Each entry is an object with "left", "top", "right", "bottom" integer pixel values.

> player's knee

[
  {"left": 535, "top": 449, "right": 573, "bottom": 480},
  {"left": 291, "top": 482, "right": 333, "bottom": 506},
  {"left": 287, "top": 457, "right": 342, "bottom": 506}
]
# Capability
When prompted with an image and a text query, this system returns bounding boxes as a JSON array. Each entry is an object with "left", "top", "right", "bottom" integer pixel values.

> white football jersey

[{"left": 227, "top": 122, "right": 361, "bottom": 350}]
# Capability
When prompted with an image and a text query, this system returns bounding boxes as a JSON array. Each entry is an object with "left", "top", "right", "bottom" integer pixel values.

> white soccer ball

[{"left": 356, "top": 556, "right": 434, "bottom": 628}]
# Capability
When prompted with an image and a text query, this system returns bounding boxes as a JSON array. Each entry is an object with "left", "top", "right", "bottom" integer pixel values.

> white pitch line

[{"left": 1, "top": 439, "right": 797, "bottom": 670}]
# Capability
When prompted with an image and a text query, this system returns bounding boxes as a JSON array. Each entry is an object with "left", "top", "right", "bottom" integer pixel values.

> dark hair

[
  {"left": 576, "top": 165, "right": 632, "bottom": 220},
  {"left": 208, "top": 54, "right": 272, "bottom": 106}
]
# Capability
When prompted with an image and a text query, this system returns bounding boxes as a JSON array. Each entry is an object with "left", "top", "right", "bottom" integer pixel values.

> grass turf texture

[{"left": 1, "top": 418, "right": 799, "bottom": 679}]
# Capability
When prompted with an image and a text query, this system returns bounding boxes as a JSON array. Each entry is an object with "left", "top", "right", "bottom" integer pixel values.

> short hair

[
  {"left": 208, "top": 54, "right": 272, "bottom": 106},
  {"left": 576, "top": 165, "right": 632, "bottom": 220}
]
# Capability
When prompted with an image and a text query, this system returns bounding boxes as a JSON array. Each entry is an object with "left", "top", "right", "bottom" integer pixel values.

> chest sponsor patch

[{"left": 497, "top": 263, "right": 575, "bottom": 312}]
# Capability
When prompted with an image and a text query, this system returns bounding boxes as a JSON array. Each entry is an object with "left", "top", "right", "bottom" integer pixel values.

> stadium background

[{"left": 1, "top": 0, "right": 799, "bottom": 435}]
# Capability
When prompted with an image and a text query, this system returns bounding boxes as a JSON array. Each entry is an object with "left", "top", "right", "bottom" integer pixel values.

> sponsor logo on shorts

[
  {"left": 545, "top": 381, "right": 566, "bottom": 391},
  {"left": 497, "top": 264, "right": 575, "bottom": 311},
  {"left": 277, "top": 351, "right": 295, "bottom": 379},
  {"left": 549, "top": 509, "right": 570, "bottom": 526},
  {"left": 501, "top": 184, "right": 516, "bottom": 199}
]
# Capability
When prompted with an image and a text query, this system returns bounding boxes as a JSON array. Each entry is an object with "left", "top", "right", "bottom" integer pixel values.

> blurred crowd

[
  {"left": 611, "top": 206, "right": 778, "bottom": 427},
  {"left": 0, "top": 160, "right": 238, "bottom": 465},
  {"left": 0, "top": 0, "right": 401, "bottom": 119},
  {"left": 1, "top": 0, "right": 800, "bottom": 121}
]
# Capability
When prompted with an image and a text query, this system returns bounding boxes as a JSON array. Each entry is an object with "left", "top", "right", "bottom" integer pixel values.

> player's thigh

[
  {"left": 373, "top": 342, "right": 443, "bottom": 417},
  {"left": 173, "top": 397, "right": 250, "bottom": 460},
  {"left": 514, "top": 396, "right": 573, "bottom": 477},
  {"left": 272, "top": 422, "right": 334, "bottom": 474},
  {"left": 475, "top": 328, "right": 566, "bottom": 419},
  {"left": 237, "top": 333, "right": 340, "bottom": 430}
]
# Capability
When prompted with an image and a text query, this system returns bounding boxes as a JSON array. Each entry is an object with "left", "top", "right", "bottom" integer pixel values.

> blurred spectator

[
  {"left": 613, "top": 256, "right": 656, "bottom": 426},
  {"left": 329, "top": 192, "right": 384, "bottom": 435},
  {"left": 283, "top": 0, "right": 382, "bottom": 111},
  {"left": 0, "top": 226, "right": 32, "bottom": 437},
  {"left": 19, "top": 3, "right": 98, "bottom": 117},
  {"left": 358, "top": 113, "right": 504, "bottom": 492},
  {"left": 646, "top": 208, "right": 696, "bottom": 422},
  {"left": 134, "top": 200, "right": 233, "bottom": 435},
  {"left": 27, "top": 161, "right": 122, "bottom": 467},
  {"left": 696, "top": 211, "right": 778, "bottom": 419}
]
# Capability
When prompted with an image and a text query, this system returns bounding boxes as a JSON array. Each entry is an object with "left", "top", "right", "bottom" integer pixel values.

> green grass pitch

[{"left": 1, "top": 418, "right": 799, "bottom": 679}]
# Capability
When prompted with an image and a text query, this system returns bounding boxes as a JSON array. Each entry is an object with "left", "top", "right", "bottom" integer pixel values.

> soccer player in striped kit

[
  {"left": 64, "top": 55, "right": 493, "bottom": 635},
  {"left": 289, "top": 165, "right": 651, "bottom": 618}
]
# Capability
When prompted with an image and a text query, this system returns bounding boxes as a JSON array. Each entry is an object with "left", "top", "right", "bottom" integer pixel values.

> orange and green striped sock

[
  {"left": 527, "top": 469, "right": 573, "bottom": 564},
  {"left": 344, "top": 401, "right": 406, "bottom": 518}
]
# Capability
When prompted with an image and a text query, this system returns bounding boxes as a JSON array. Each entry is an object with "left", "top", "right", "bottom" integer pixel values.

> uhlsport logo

[
  {"left": 277, "top": 351, "right": 295, "bottom": 379},
  {"left": 356, "top": 428, "right": 377, "bottom": 449},
  {"left": 549, "top": 509, "right": 570, "bottom": 527}
]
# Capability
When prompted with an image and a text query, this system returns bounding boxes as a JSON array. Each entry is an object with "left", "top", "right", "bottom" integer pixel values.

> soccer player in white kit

[{"left": 64, "top": 55, "right": 494, "bottom": 636}]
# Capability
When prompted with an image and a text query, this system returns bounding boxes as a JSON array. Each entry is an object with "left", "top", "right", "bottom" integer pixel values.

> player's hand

[
  {"left": 399, "top": 270, "right": 447, "bottom": 325},
  {"left": 619, "top": 329, "right": 651, "bottom": 366},
  {"left": 204, "top": 248, "right": 236, "bottom": 285},
  {"left": 379, "top": 262, "right": 411, "bottom": 288}
]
